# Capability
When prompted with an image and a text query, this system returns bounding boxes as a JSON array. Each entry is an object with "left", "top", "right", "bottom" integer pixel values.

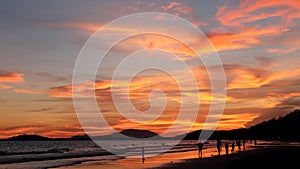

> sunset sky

[{"left": 1, "top": 0, "right": 300, "bottom": 138}]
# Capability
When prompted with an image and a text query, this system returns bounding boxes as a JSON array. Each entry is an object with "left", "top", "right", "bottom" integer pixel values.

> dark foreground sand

[{"left": 152, "top": 146, "right": 300, "bottom": 169}]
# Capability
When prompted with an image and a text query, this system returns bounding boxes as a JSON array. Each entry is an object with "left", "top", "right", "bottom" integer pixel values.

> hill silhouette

[
  {"left": 92, "top": 129, "right": 162, "bottom": 140},
  {"left": 120, "top": 129, "right": 158, "bottom": 138},
  {"left": 5, "top": 134, "right": 51, "bottom": 141},
  {"left": 181, "top": 109, "right": 300, "bottom": 141},
  {"left": 1, "top": 129, "right": 161, "bottom": 141},
  {"left": 248, "top": 109, "right": 300, "bottom": 140},
  {"left": 2, "top": 110, "right": 299, "bottom": 141}
]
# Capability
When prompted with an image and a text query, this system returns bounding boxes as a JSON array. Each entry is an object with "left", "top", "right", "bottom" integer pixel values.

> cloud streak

[
  {"left": 0, "top": 71, "right": 24, "bottom": 89},
  {"left": 217, "top": 0, "right": 300, "bottom": 26},
  {"left": 161, "top": 2, "right": 192, "bottom": 15}
]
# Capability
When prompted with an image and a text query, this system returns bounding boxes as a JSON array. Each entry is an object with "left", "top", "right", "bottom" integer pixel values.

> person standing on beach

[
  {"left": 231, "top": 142, "right": 235, "bottom": 152},
  {"left": 243, "top": 139, "right": 246, "bottom": 150},
  {"left": 217, "top": 139, "right": 222, "bottom": 156},
  {"left": 142, "top": 147, "right": 145, "bottom": 163},
  {"left": 237, "top": 140, "right": 241, "bottom": 151},
  {"left": 197, "top": 142, "right": 204, "bottom": 158},
  {"left": 225, "top": 143, "right": 229, "bottom": 155}
]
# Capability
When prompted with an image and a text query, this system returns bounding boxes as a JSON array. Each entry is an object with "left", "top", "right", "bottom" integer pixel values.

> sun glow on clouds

[
  {"left": 209, "top": 27, "right": 283, "bottom": 51},
  {"left": 0, "top": 71, "right": 24, "bottom": 89},
  {"left": 0, "top": 125, "right": 42, "bottom": 138},
  {"left": 161, "top": 2, "right": 192, "bottom": 15},
  {"left": 0, "top": 124, "right": 85, "bottom": 138},
  {"left": 217, "top": 0, "right": 300, "bottom": 26},
  {"left": 2, "top": 0, "right": 300, "bottom": 138},
  {"left": 0, "top": 71, "right": 23, "bottom": 83}
]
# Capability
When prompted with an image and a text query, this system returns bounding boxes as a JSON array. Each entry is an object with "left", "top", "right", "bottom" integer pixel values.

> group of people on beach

[
  {"left": 141, "top": 139, "right": 258, "bottom": 163},
  {"left": 197, "top": 139, "right": 257, "bottom": 158}
]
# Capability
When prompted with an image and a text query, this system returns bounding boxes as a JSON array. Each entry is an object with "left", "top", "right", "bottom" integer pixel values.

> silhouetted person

[
  {"left": 243, "top": 139, "right": 246, "bottom": 150},
  {"left": 225, "top": 143, "right": 229, "bottom": 155},
  {"left": 197, "top": 142, "right": 204, "bottom": 158},
  {"left": 231, "top": 142, "right": 235, "bottom": 152},
  {"left": 142, "top": 147, "right": 145, "bottom": 163},
  {"left": 237, "top": 140, "right": 241, "bottom": 151},
  {"left": 217, "top": 139, "right": 222, "bottom": 156},
  {"left": 254, "top": 139, "right": 257, "bottom": 145}
]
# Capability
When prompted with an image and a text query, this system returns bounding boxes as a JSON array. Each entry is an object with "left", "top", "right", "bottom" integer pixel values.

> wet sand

[
  {"left": 53, "top": 144, "right": 252, "bottom": 169},
  {"left": 152, "top": 145, "right": 300, "bottom": 169},
  {"left": 52, "top": 143, "right": 300, "bottom": 169},
  {"left": 52, "top": 149, "right": 201, "bottom": 169}
]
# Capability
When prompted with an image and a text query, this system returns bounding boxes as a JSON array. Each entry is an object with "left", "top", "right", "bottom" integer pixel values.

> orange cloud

[
  {"left": 9, "top": 63, "right": 299, "bottom": 136},
  {"left": 47, "top": 80, "right": 113, "bottom": 98},
  {"left": 275, "top": 92, "right": 300, "bottom": 99},
  {"left": 215, "top": 113, "right": 260, "bottom": 130},
  {"left": 265, "top": 48, "right": 279, "bottom": 53},
  {"left": 14, "top": 89, "right": 45, "bottom": 95},
  {"left": 13, "top": 80, "right": 112, "bottom": 98},
  {"left": 0, "top": 84, "right": 11, "bottom": 89},
  {"left": 0, "top": 124, "right": 85, "bottom": 139},
  {"left": 161, "top": 2, "right": 181, "bottom": 10},
  {"left": 208, "top": 26, "right": 283, "bottom": 51},
  {"left": 213, "top": 0, "right": 300, "bottom": 52},
  {"left": 47, "top": 85, "right": 73, "bottom": 97},
  {"left": 111, "top": 33, "right": 211, "bottom": 60},
  {"left": 226, "top": 65, "right": 300, "bottom": 90},
  {"left": 189, "top": 112, "right": 260, "bottom": 131},
  {"left": 0, "top": 71, "right": 24, "bottom": 89},
  {"left": 0, "top": 125, "right": 43, "bottom": 138},
  {"left": 0, "top": 71, "right": 24, "bottom": 83},
  {"left": 217, "top": 0, "right": 300, "bottom": 26},
  {"left": 161, "top": 2, "right": 192, "bottom": 15}
]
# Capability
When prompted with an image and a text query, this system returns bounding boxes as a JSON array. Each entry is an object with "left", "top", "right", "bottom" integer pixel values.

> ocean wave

[{"left": 0, "top": 149, "right": 112, "bottom": 164}]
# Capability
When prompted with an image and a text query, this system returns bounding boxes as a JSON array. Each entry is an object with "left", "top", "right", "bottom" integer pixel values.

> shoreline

[
  {"left": 53, "top": 143, "right": 300, "bottom": 169},
  {"left": 53, "top": 143, "right": 257, "bottom": 169},
  {"left": 1, "top": 141, "right": 298, "bottom": 169},
  {"left": 51, "top": 148, "right": 201, "bottom": 169},
  {"left": 151, "top": 145, "right": 300, "bottom": 169}
]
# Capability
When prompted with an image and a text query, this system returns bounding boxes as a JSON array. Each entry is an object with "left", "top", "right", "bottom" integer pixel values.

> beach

[
  {"left": 52, "top": 142, "right": 300, "bottom": 169},
  {"left": 0, "top": 140, "right": 219, "bottom": 169},
  {"left": 153, "top": 145, "right": 300, "bottom": 169},
  {"left": 1, "top": 140, "right": 299, "bottom": 169}
]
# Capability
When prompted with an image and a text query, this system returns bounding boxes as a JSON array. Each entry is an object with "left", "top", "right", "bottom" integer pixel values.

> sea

[{"left": 0, "top": 140, "right": 276, "bottom": 169}]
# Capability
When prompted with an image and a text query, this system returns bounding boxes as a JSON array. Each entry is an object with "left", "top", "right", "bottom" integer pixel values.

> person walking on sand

[
  {"left": 225, "top": 143, "right": 229, "bottom": 155},
  {"left": 142, "top": 147, "right": 145, "bottom": 163},
  {"left": 231, "top": 142, "right": 235, "bottom": 152},
  {"left": 217, "top": 139, "right": 222, "bottom": 156},
  {"left": 197, "top": 142, "right": 204, "bottom": 158}
]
